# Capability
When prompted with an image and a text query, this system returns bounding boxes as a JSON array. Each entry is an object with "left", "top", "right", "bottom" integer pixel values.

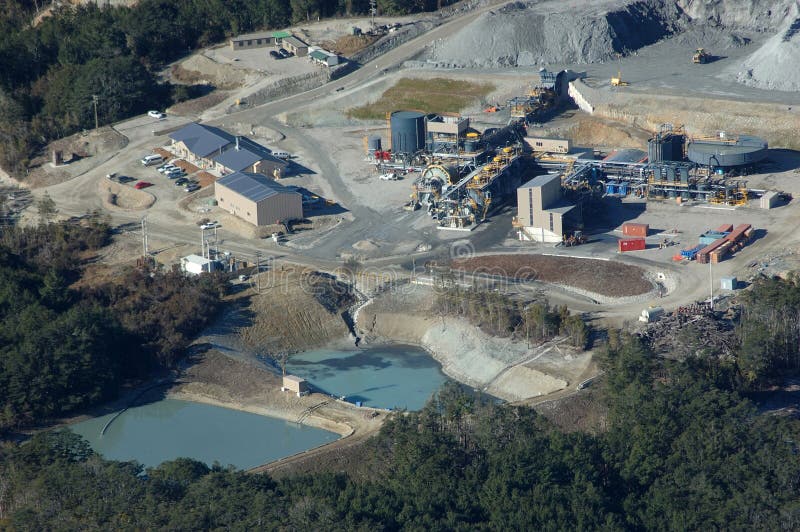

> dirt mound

[
  {"left": 677, "top": 0, "right": 792, "bottom": 31},
  {"left": 100, "top": 179, "right": 155, "bottom": 211},
  {"left": 237, "top": 269, "right": 352, "bottom": 353},
  {"left": 428, "top": 0, "right": 684, "bottom": 67},
  {"left": 451, "top": 254, "right": 652, "bottom": 298},
  {"left": 726, "top": 3, "right": 800, "bottom": 92},
  {"left": 172, "top": 54, "right": 258, "bottom": 90}
]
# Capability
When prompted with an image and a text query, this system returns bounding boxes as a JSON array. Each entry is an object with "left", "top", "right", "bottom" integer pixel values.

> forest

[
  {"left": 436, "top": 286, "right": 589, "bottom": 349},
  {"left": 0, "top": 216, "right": 226, "bottom": 432},
  {"left": 0, "top": 335, "right": 798, "bottom": 529},
  {"left": 0, "top": 0, "right": 458, "bottom": 175}
]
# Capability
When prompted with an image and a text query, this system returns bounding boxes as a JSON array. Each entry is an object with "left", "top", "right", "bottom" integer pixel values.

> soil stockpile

[
  {"left": 427, "top": 0, "right": 684, "bottom": 67},
  {"left": 726, "top": 2, "right": 800, "bottom": 92},
  {"left": 451, "top": 254, "right": 652, "bottom": 297}
]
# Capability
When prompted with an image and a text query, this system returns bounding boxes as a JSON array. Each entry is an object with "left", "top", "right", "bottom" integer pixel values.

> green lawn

[{"left": 348, "top": 78, "right": 495, "bottom": 120}]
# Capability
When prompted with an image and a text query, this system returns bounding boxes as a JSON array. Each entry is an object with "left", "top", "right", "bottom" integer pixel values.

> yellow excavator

[
  {"left": 611, "top": 68, "right": 629, "bottom": 87},
  {"left": 693, "top": 48, "right": 709, "bottom": 64}
]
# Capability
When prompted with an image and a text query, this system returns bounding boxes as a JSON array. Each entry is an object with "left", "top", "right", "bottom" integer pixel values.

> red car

[{"left": 134, "top": 181, "right": 153, "bottom": 189}]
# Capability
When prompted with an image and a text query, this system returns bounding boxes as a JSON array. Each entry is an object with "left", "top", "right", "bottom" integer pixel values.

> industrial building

[
  {"left": 525, "top": 137, "right": 570, "bottom": 154},
  {"left": 169, "top": 123, "right": 287, "bottom": 177},
  {"left": 213, "top": 137, "right": 287, "bottom": 178},
  {"left": 283, "top": 35, "right": 309, "bottom": 56},
  {"left": 515, "top": 174, "right": 578, "bottom": 243},
  {"left": 229, "top": 31, "right": 275, "bottom": 50},
  {"left": 308, "top": 47, "right": 340, "bottom": 66},
  {"left": 215, "top": 171, "right": 302, "bottom": 226},
  {"left": 181, "top": 254, "right": 220, "bottom": 275}
]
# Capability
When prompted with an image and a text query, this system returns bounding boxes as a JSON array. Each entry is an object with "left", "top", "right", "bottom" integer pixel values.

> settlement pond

[
  {"left": 286, "top": 344, "right": 448, "bottom": 411},
  {"left": 70, "top": 399, "right": 338, "bottom": 470}
]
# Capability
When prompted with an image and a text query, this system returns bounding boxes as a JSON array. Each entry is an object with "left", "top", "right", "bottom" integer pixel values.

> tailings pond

[
  {"left": 70, "top": 399, "right": 337, "bottom": 470},
  {"left": 286, "top": 344, "right": 448, "bottom": 410}
]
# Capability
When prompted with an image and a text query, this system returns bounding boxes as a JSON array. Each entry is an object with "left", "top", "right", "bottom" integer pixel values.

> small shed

[
  {"left": 309, "top": 49, "right": 340, "bottom": 67},
  {"left": 181, "top": 254, "right": 219, "bottom": 275},
  {"left": 639, "top": 306, "right": 665, "bottom": 323},
  {"left": 760, "top": 191, "right": 778, "bottom": 209},
  {"left": 282, "top": 375, "right": 309, "bottom": 396},
  {"left": 720, "top": 277, "right": 737, "bottom": 290},
  {"left": 283, "top": 35, "right": 309, "bottom": 57}
]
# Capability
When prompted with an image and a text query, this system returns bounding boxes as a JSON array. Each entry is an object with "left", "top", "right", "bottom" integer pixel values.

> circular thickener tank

[
  {"left": 687, "top": 134, "right": 768, "bottom": 167},
  {"left": 367, "top": 135, "right": 381, "bottom": 152},
  {"left": 390, "top": 111, "right": 426, "bottom": 154}
]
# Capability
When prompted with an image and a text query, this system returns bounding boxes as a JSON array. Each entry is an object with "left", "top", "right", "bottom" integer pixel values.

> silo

[{"left": 390, "top": 111, "right": 426, "bottom": 154}]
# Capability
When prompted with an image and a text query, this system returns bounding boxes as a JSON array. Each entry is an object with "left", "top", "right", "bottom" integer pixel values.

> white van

[
  {"left": 271, "top": 150, "right": 290, "bottom": 160},
  {"left": 141, "top": 154, "right": 163, "bottom": 166}
]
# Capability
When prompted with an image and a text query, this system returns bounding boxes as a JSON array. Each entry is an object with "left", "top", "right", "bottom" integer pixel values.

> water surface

[
  {"left": 71, "top": 399, "right": 337, "bottom": 469},
  {"left": 286, "top": 344, "right": 447, "bottom": 410}
]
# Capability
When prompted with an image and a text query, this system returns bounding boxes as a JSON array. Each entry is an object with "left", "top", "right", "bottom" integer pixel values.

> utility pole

[
  {"left": 141, "top": 217, "right": 148, "bottom": 258},
  {"left": 709, "top": 260, "right": 714, "bottom": 312},
  {"left": 370, "top": 0, "right": 376, "bottom": 29},
  {"left": 92, "top": 95, "right": 99, "bottom": 130},
  {"left": 255, "top": 251, "right": 262, "bottom": 294}
]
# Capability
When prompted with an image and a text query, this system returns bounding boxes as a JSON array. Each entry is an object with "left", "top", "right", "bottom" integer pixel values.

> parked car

[
  {"left": 117, "top": 175, "right": 135, "bottom": 184},
  {"left": 141, "top": 154, "right": 163, "bottom": 166},
  {"left": 148, "top": 110, "right": 166, "bottom": 119},
  {"left": 269, "top": 50, "right": 281, "bottom": 59},
  {"left": 200, "top": 221, "right": 218, "bottom": 230},
  {"left": 175, "top": 177, "right": 189, "bottom": 186},
  {"left": 278, "top": 48, "right": 290, "bottom": 58},
  {"left": 184, "top": 184, "right": 200, "bottom": 193},
  {"left": 134, "top": 181, "right": 153, "bottom": 189},
  {"left": 166, "top": 169, "right": 185, "bottom": 179},
  {"left": 379, "top": 172, "right": 398, "bottom": 181},
  {"left": 158, "top": 164, "right": 178, "bottom": 173}
]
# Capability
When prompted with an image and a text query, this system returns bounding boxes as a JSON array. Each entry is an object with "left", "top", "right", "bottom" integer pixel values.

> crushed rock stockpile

[
  {"left": 427, "top": 0, "right": 685, "bottom": 67},
  {"left": 726, "top": 2, "right": 800, "bottom": 91},
  {"left": 677, "top": 0, "right": 793, "bottom": 31}
]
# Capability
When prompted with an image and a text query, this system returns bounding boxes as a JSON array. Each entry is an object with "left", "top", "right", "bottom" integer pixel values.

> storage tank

[
  {"left": 390, "top": 110, "right": 426, "bottom": 154},
  {"left": 687, "top": 134, "right": 768, "bottom": 167}
]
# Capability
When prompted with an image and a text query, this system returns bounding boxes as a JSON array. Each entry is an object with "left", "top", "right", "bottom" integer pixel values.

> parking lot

[{"left": 206, "top": 42, "right": 319, "bottom": 79}]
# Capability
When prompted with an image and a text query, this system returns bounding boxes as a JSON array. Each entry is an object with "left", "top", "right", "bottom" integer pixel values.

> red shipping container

[
  {"left": 716, "top": 223, "right": 734, "bottom": 233},
  {"left": 622, "top": 223, "right": 649, "bottom": 237},
  {"left": 618, "top": 238, "right": 646, "bottom": 252}
]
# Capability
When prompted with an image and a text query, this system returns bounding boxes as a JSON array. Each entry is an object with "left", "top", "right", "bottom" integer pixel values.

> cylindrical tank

[
  {"left": 390, "top": 111, "right": 426, "bottom": 154},
  {"left": 367, "top": 135, "right": 381, "bottom": 152},
  {"left": 687, "top": 134, "right": 768, "bottom": 167},
  {"left": 463, "top": 139, "right": 479, "bottom": 152},
  {"left": 648, "top": 137, "right": 664, "bottom": 163}
]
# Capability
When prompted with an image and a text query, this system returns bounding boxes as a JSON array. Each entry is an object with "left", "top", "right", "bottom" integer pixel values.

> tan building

[
  {"left": 282, "top": 375, "right": 309, "bottom": 396},
  {"left": 516, "top": 174, "right": 577, "bottom": 243},
  {"left": 283, "top": 35, "right": 309, "bottom": 56},
  {"left": 524, "top": 137, "right": 570, "bottom": 154},
  {"left": 229, "top": 31, "right": 275, "bottom": 50},
  {"left": 215, "top": 171, "right": 302, "bottom": 226},
  {"left": 212, "top": 137, "right": 287, "bottom": 178}
]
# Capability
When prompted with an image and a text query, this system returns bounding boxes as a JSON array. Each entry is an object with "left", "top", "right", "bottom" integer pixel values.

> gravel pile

[
  {"left": 426, "top": 0, "right": 685, "bottom": 67},
  {"left": 726, "top": 3, "right": 800, "bottom": 92}
]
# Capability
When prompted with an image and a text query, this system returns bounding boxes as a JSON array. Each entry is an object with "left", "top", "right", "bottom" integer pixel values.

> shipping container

[
  {"left": 618, "top": 238, "right": 646, "bottom": 252},
  {"left": 622, "top": 222, "right": 649, "bottom": 237},
  {"left": 716, "top": 223, "right": 734, "bottom": 233}
]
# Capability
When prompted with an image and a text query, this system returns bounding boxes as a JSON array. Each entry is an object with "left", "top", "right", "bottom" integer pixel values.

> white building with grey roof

[{"left": 215, "top": 171, "right": 302, "bottom": 226}]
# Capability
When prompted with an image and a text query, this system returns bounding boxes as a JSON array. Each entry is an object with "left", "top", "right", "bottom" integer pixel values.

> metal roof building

[
  {"left": 215, "top": 172, "right": 302, "bottom": 226},
  {"left": 516, "top": 174, "right": 578, "bottom": 243},
  {"left": 212, "top": 137, "right": 287, "bottom": 177},
  {"left": 170, "top": 123, "right": 234, "bottom": 159}
]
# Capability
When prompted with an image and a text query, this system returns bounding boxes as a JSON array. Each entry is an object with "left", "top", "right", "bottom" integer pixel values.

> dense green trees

[
  {"left": 437, "top": 286, "right": 590, "bottom": 348},
  {"left": 2, "top": 347, "right": 798, "bottom": 529},
  {"left": 0, "top": 219, "right": 225, "bottom": 432},
  {"left": 0, "top": 0, "right": 459, "bottom": 175}
]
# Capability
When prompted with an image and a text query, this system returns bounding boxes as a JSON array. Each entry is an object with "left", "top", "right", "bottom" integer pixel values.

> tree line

[
  {"left": 436, "top": 286, "right": 589, "bottom": 349},
  {"left": 0, "top": 0, "right": 458, "bottom": 175},
  {"left": 0, "top": 217, "right": 226, "bottom": 432},
  {"left": 1, "top": 335, "right": 798, "bottom": 529}
]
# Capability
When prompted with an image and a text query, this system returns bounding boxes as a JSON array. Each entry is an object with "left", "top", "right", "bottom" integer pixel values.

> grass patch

[{"left": 347, "top": 77, "right": 495, "bottom": 120}]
